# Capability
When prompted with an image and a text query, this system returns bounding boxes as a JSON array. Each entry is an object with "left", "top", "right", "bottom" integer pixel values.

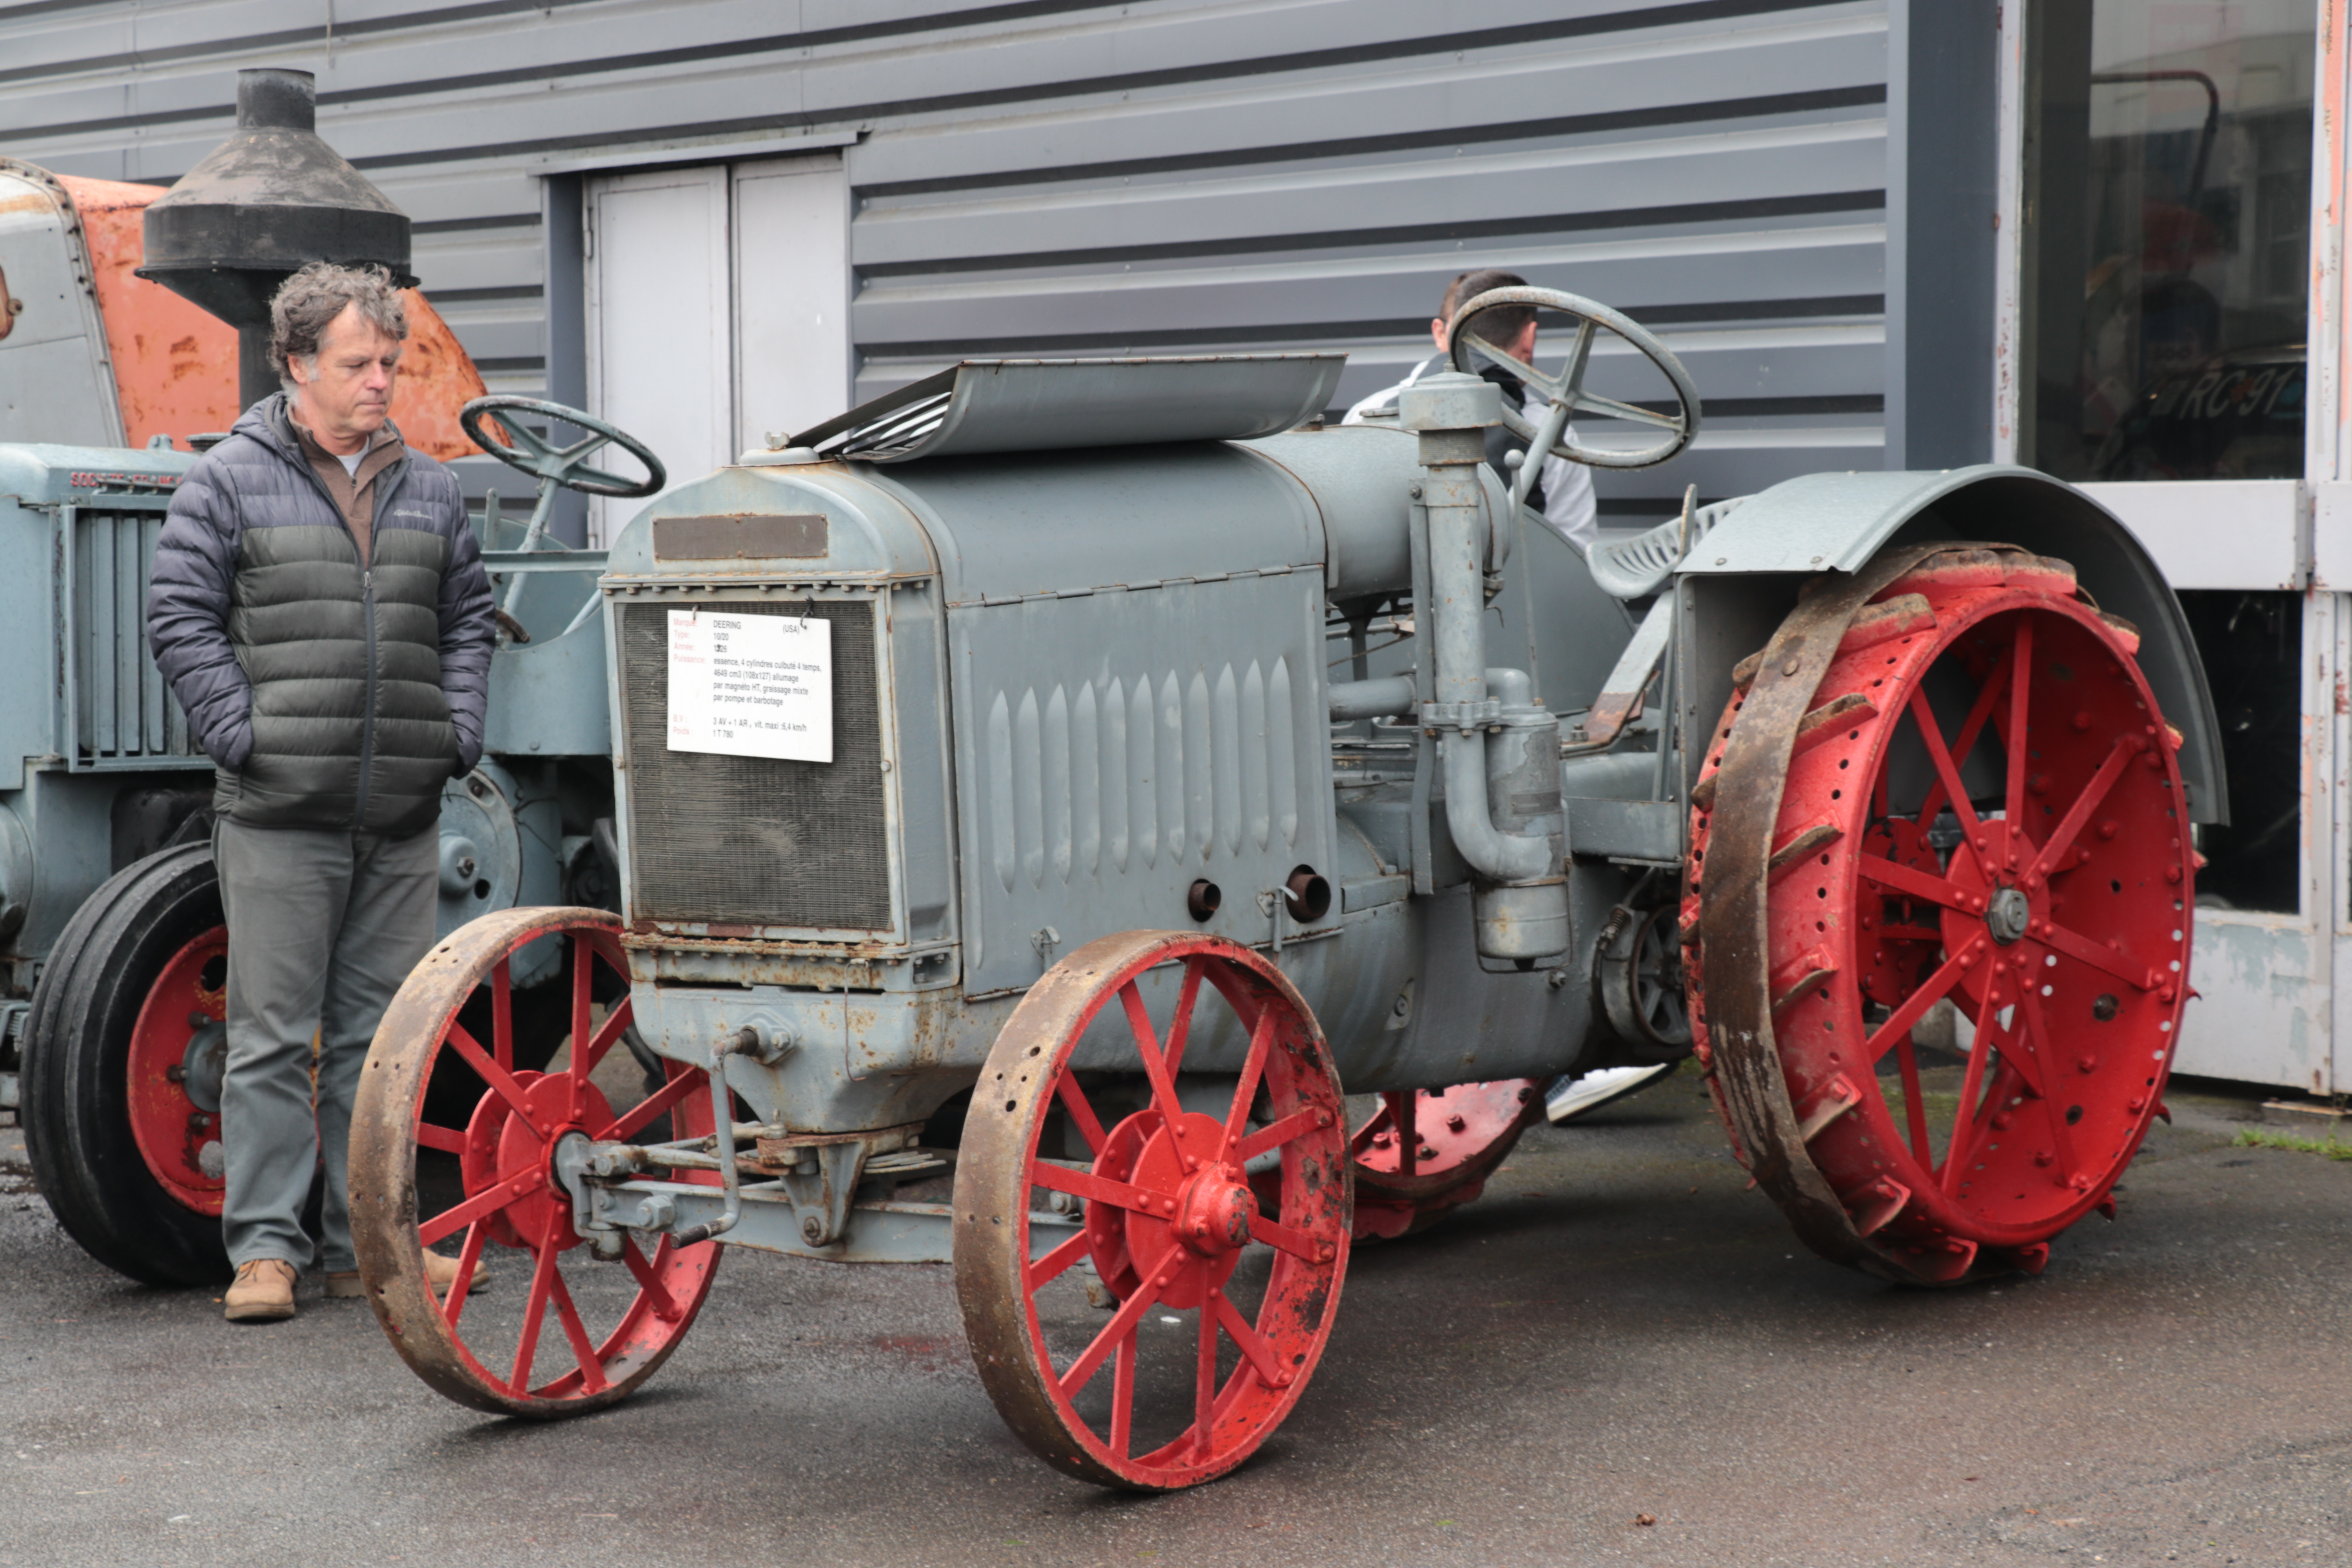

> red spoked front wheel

[
  {"left": 955, "top": 931, "right": 1352, "bottom": 1490},
  {"left": 350, "top": 907, "right": 720, "bottom": 1417},
  {"left": 1688, "top": 546, "right": 2195, "bottom": 1281}
]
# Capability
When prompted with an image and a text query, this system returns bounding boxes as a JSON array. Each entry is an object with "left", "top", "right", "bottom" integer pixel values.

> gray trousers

[{"left": 214, "top": 817, "right": 437, "bottom": 1272}]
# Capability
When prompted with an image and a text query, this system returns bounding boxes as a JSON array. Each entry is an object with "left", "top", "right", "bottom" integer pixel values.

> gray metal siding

[{"left": 2, "top": 0, "right": 1889, "bottom": 520}]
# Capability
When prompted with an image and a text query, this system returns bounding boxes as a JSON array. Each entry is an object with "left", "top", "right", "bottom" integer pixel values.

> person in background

[
  {"left": 147, "top": 262, "right": 496, "bottom": 1323},
  {"left": 1343, "top": 268, "right": 1598, "bottom": 551}
]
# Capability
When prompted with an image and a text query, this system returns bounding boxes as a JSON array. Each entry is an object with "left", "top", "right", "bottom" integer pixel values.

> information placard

[{"left": 665, "top": 608, "right": 832, "bottom": 762}]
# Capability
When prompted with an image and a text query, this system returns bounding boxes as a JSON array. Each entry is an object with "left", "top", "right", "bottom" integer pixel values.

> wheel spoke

[
  {"left": 2027, "top": 739, "right": 2134, "bottom": 882},
  {"left": 1857, "top": 854, "right": 1978, "bottom": 913},
  {"left": 1118, "top": 981, "right": 1187, "bottom": 1133},
  {"left": 1217, "top": 1007, "right": 1278, "bottom": 1163},
  {"left": 510, "top": 1225, "right": 563, "bottom": 1392},
  {"left": 419, "top": 1165, "right": 540, "bottom": 1248},
  {"left": 1893, "top": 1032, "right": 1935, "bottom": 1167},
  {"left": 1214, "top": 1290, "right": 1290, "bottom": 1392},
  {"left": 1386, "top": 1091, "right": 1418, "bottom": 1177},
  {"left": 2016, "top": 983, "right": 2082, "bottom": 1181},
  {"left": 1025, "top": 1228, "right": 1093, "bottom": 1292},
  {"left": 1162, "top": 958, "right": 1206, "bottom": 1077},
  {"left": 1946, "top": 998, "right": 2009, "bottom": 1187},
  {"left": 1557, "top": 318, "right": 1598, "bottom": 406},
  {"left": 1249, "top": 1211, "right": 1328, "bottom": 1262},
  {"left": 490, "top": 958, "right": 514, "bottom": 1073},
  {"left": 1107, "top": 1328, "right": 1138, "bottom": 1459},
  {"left": 1907, "top": 688, "right": 1988, "bottom": 843},
  {"left": 2004, "top": 619, "right": 2034, "bottom": 825},
  {"left": 416, "top": 1122, "right": 466, "bottom": 1154},
  {"left": 1995, "top": 973, "right": 2054, "bottom": 1102},
  {"left": 1192, "top": 1292, "right": 1220, "bottom": 1456},
  {"left": 1235, "top": 1107, "right": 1323, "bottom": 1164},
  {"left": 1865, "top": 934, "right": 1987, "bottom": 1064},
  {"left": 575, "top": 993, "right": 633, "bottom": 1083},
  {"left": 1031, "top": 1160, "right": 1158, "bottom": 1216},
  {"left": 1054, "top": 1072, "right": 1109, "bottom": 1158},
  {"left": 440, "top": 1223, "right": 488, "bottom": 1328},
  {"left": 1940, "top": 1060, "right": 2024, "bottom": 1196},
  {"left": 545, "top": 1259, "right": 610, "bottom": 1394},
  {"left": 1457, "top": 331, "right": 1557, "bottom": 398},
  {"left": 619, "top": 1235, "right": 682, "bottom": 1322},
  {"left": 2041, "top": 920, "right": 2158, "bottom": 990},
  {"left": 599, "top": 1067, "right": 700, "bottom": 1143},
  {"left": 1920, "top": 644, "right": 2015, "bottom": 826},
  {"left": 569, "top": 936, "right": 594, "bottom": 1088},
  {"left": 445, "top": 1021, "right": 549, "bottom": 1134},
  {"left": 1057, "top": 1265, "right": 1174, "bottom": 1398}
]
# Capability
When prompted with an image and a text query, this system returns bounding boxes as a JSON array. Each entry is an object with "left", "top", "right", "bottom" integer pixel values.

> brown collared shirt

[{"left": 289, "top": 419, "right": 401, "bottom": 564}]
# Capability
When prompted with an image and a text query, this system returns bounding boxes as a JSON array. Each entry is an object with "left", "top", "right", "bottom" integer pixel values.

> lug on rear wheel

[
  {"left": 955, "top": 931, "right": 1352, "bottom": 1490},
  {"left": 1348, "top": 1080, "right": 1544, "bottom": 1240},
  {"left": 1686, "top": 546, "right": 2194, "bottom": 1284},
  {"left": 350, "top": 906, "right": 719, "bottom": 1417}
]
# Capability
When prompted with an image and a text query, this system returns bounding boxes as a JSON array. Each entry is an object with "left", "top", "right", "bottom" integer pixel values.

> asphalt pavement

[{"left": 2, "top": 1064, "right": 2346, "bottom": 1568}]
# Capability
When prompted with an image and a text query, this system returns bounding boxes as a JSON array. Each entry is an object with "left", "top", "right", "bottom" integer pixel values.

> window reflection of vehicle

[{"left": 2094, "top": 340, "right": 2305, "bottom": 481}]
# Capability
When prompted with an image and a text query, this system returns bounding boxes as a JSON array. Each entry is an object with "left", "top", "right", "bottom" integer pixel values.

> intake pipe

[{"left": 1399, "top": 372, "right": 1569, "bottom": 961}]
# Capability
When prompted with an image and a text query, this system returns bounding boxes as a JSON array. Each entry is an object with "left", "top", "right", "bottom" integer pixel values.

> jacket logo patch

[{"left": 392, "top": 507, "right": 436, "bottom": 521}]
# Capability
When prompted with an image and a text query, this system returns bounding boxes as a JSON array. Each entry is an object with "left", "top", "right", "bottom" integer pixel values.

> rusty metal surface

[
  {"left": 1686, "top": 542, "right": 1963, "bottom": 1287},
  {"left": 349, "top": 904, "right": 719, "bottom": 1419}
]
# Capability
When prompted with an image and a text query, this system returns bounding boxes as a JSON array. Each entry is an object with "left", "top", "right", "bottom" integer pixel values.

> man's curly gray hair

[{"left": 269, "top": 261, "right": 408, "bottom": 387}]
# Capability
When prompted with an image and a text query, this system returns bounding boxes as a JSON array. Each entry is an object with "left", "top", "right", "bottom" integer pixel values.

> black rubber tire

[{"left": 20, "top": 844, "right": 231, "bottom": 1287}]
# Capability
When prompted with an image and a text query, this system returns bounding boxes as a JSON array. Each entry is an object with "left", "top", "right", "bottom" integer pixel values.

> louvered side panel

[{"left": 64, "top": 508, "right": 203, "bottom": 770}]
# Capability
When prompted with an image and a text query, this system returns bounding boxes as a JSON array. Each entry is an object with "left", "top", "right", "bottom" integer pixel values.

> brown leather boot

[
  {"left": 325, "top": 1250, "right": 488, "bottom": 1300},
  {"left": 223, "top": 1258, "right": 298, "bottom": 1323}
]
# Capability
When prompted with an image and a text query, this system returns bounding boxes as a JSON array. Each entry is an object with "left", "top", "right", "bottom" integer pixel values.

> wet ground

[{"left": 1, "top": 1065, "right": 2346, "bottom": 1568}]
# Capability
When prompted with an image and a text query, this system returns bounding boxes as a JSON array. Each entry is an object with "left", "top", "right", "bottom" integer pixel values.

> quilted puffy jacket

[{"left": 146, "top": 394, "right": 495, "bottom": 838}]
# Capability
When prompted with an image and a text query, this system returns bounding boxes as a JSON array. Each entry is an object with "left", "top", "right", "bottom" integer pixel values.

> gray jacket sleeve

[
  {"left": 146, "top": 462, "right": 254, "bottom": 772},
  {"left": 436, "top": 480, "right": 496, "bottom": 774}
]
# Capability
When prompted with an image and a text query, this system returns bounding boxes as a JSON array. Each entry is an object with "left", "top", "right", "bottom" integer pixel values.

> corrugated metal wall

[{"left": 2, "top": 0, "right": 1890, "bottom": 519}]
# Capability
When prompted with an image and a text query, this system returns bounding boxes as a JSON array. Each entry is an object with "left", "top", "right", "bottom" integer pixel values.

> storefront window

[{"left": 2023, "top": 0, "right": 2318, "bottom": 481}]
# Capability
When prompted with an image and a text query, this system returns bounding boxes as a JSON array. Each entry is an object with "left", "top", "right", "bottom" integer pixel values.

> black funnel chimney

[{"left": 138, "top": 69, "right": 416, "bottom": 412}]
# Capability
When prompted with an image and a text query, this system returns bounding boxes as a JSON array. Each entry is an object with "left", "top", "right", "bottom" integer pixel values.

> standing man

[
  {"left": 147, "top": 262, "right": 496, "bottom": 1323},
  {"left": 1343, "top": 269, "right": 1598, "bottom": 551}
]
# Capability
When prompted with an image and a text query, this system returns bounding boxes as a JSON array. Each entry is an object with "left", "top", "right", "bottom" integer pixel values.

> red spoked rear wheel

[
  {"left": 1348, "top": 1080, "right": 1544, "bottom": 1240},
  {"left": 955, "top": 931, "right": 1352, "bottom": 1490},
  {"left": 350, "top": 907, "right": 720, "bottom": 1417},
  {"left": 1688, "top": 548, "right": 2194, "bottom": 1280}
]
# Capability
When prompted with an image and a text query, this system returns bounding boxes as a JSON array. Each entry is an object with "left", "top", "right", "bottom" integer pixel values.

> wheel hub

[
  {"left": 1172, "top": 1163, "right": 1254, "bottom": 1256},
  {"left": 1984, "top": 884, "right": 2033, "bottom": 946}
]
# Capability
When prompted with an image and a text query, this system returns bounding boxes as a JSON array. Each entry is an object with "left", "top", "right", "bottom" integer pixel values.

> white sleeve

[{"left": 1541, "top": 446, "right": 1596, "bottom": 552}]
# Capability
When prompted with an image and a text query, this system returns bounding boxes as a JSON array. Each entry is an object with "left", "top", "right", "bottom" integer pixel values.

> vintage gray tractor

[
  {"left": 347, "top": 289, "right": 2220, "bottom": 1491},
  {"left": 7, "top": 397, "right": 664, "bottom": 1286}
]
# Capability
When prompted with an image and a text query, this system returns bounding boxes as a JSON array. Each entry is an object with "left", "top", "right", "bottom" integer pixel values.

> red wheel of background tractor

[
  {"left": 1686, "top": 545, "right": 2195, "bottom": 1284},
  {"left": 123, "top": 926, "right": 230, "bottom": 1216},
  {"left": 350, "top": 907, "right": 720, "bottom": 1417},
  {"left": 955, "top": 931, "right": 1352, "bottom": 1490},
  {"left": 1348, "top": 1080, "right": 1544, "bottom": 1240}
]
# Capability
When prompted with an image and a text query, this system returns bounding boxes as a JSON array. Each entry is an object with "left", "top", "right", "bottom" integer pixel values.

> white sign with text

[{"left": 665, "top": 609, "right": 832, "bottom": 762}]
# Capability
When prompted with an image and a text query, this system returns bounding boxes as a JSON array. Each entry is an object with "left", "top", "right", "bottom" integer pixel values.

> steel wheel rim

[
  {"left": 1690, "top": 552, "right": 2194, "bottom": 1269},
  {"left": 955, "top": 931, "right": 1351, "bottom": 1491},
  {"left": 123, "top": 926, "right": 229, "bottom": 1216},
  {"left": 351, "top": 907, "right": 720, "bottom": 1418}
]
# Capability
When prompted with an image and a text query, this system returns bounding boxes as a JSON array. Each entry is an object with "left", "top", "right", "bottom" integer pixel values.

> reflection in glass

[{"left": 2024, "top": 0, "right": 2316, "bottom": 481}]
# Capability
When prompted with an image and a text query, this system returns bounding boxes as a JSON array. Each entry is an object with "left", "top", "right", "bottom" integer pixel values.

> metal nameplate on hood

[{"left": 654, "top": 513, "right": 828, "bottom": 561}]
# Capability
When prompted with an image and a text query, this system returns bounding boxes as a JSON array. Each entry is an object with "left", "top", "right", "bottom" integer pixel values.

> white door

[
  {"left": 584, "top": 155, "right": 851, "bottom": 546},
  {"left": 586, "top": 166, "right": 730, "bottom": 546},
  {"left": 733, "top": 154, "right": 851, "bottom": 454}
]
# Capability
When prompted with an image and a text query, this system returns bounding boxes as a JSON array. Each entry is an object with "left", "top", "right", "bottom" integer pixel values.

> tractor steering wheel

[
  {"left": 460, "top": 396, "right": 667, "bottom": 498},
  {"left": 1446, "top": 287, "right": 1701, "bottom": 470}
]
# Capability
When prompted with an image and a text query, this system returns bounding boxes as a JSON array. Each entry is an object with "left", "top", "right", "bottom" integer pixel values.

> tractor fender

[{"left": 1678, "top": 464, "right": 2225, "bottom": 825}]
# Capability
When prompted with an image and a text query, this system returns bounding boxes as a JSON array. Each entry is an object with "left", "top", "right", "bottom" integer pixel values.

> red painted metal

[
  {"left": 350, "top": 907, "right": 719, "bottom": 1417},
  {"left": 1689, "top": 550, "right": 2193, "bottom": 1274},
  {"left": 1348, "top": 1078, "right": 1544, "bottom": 1240},
  {"left": 955, "top": 931, "right": 1351, "bottom": 1490},
  {"left": 122, "top": 925, "right": 228, "bottom": 1217}
]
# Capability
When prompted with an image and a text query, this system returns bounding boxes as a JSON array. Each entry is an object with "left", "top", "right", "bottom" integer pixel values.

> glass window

[{"left": 2022, "top": 0, "right": 2318, "bottom": 481}]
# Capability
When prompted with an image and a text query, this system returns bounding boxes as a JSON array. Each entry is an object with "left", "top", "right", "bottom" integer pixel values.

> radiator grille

[
  {"left": 620, "top": 599, "right": 892, "bottom": 931},
  {"left": 71, "top": 508, "right": 199, "bottom": 769}
]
